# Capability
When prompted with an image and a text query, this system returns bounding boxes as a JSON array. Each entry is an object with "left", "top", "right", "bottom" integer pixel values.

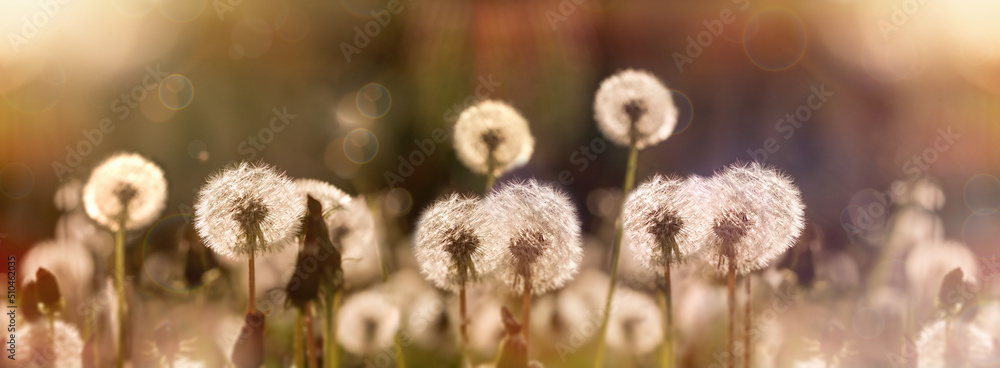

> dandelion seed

[
  {"left": 915, "top": 319, "right": 995, "bottom": 368},
  {"left": 481, "top": 180, "right": 583, "bottom": 295},
  {"left": 13, "top": 320, "right": 84, "bottom": 368},
  {"left": 83, "top": 152, "right": 167, "bottom": 231},
  {"left": 605, "top": 289, "right": 663, "bottom": 356},
  {"left": 624, "top": 175, "right": 707, "bottom": 271},
  {"left": 194, "top": 162, "right": 304, "bottom": 259},
  {"left": 415, "top": 194, "right": 494, "bottom": 292},
  {"left": 453, "top": 100, "right": 535, "bottom": 176},
  {"left": 699, "top": 162, "right": 806, "bottom": 275},
  {"left": 593, "top": 69, "right": 678, "bottom": 149},
  {"left": 336, "top": 290, "right": 401, "bottom": 356}
]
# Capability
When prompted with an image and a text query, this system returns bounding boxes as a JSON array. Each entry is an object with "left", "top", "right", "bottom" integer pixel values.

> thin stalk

[
  {"left": 659, "top": 266, "right": 673, "bottom": 368},
  {"left": 393, "top": 334, "right": 408, "bottom": 368},
  {"left": 306, "top": 303, "right": 319, "bottom": 368},
  {"left": 593, "top": 144, "right": 639, "bottom": 368},
  {"left": 295, "top": 311, "right": 305, "bottom": 368},
  {"left": 459, "top": 285, "right": 469, "bottom": 343},
  {"left": 115, "top": 219, "right": 126, "bottom": 368},
  {"left": 744, "top": 276, "right": 751, "bottom": 368},
  {"left": 522, "top": 283, "right": 532, "bottom": 346},
  {"left": 324, "top": 288, "right": 341, "bottom": 368},
  {"left": 248, "top": 251, "right": 256, "bottom": 312},
  {"left": 485, "top": 171, "right": 496, "bottom": 193},
  {"left": 727, "top": 261, "right": 736, "bottom": 368}
]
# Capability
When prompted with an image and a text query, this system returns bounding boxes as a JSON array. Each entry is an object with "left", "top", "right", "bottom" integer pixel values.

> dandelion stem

[
  {"left": 115, "top": 218, "right": 127, "bottom": 368},
  {"left": 306, "top": 303, "right": 319, "bottom": 368},
  {"left": 459, "top": 283, "right": 471, "bottom": 367},
  {"left": 248, "top": 251, "right": 256, "bottom": 313},
  {"left": 659, "top": 265, "right": 673, "bottom": 368},
  {"left": 594, "top": 143, "right": 639, "bottom": 368},
  {"left": 485, "top": 171, "right": 496, "bottom": 193},
  {"left": 744, "top": 276, "right": 751, "bottom": 368},
  {"left": 295, "top": 311, "right": 305, "bottom": 368},
  {"left": 394, "top": 334, "right": 408, "bottom": 368},
  {"left": 727, "top": 260, "right": 736, "bottom": 368},
  {"left": 522, "top": 283, "right": 532, "bottom": 347},
  {"left": 324, "top": 289, "right": 342, "bottom": 368}
]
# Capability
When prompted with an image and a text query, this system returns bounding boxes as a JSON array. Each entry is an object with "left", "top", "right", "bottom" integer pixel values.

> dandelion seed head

[
  {"left": 294, "top": 178, "right": 351, "bottom": 216},
  {"left": 698, "top": 162, "right": 806, "bottom": 275},
  {"left": 624, "top": 175, "right": 708, "bottom": 272},
  {"left": 337, "top": 290, "right": 401, "bottom": 356},
  {"left": 453, "top": 100, "right": 534, "bottom": 176},
  {"left": 23, "top": 239, "right": 93, "bottom": 310},
  {"left": 606, "top": 288, "right": 663, "bottom": 355},
  {"left": 915, "top": 319, "right": 995, "bottom": 368},
  {"left": 415, "top": 194, "right": 495, "bottom": 292},
  {"left": 82, "top": 152, "right": 167, "bottom": 231},
  {"left": 594, "top": 69, "right": 678, "bottom": 149},
  {"left": 194, "top": 162, "right": 304, "bottom": 260},
  {"left": 905, "top": 240, "right": 980, "bottom": 303},
  {"left": 14, "top": 320, "right": 84, "bottom": 368},
  {"left": 481, "top": 180, "right": 583, "bottom": 295}
]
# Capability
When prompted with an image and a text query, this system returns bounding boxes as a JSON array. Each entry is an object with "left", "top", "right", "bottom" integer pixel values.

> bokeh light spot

[
  {"left": 158, "top": 74, "right": 195, "bottom": 110},
  {"left": 187, "top": 140, "right": 209, "bottom": 162},
  {"left": 356, "top": 83, "right": 391, "bottom": 119},
  {"left": 0, "top": 163, "right": 34, "bottom": 199},
  {"left": 669, "top": 89, "right": 694, "bottom": 136},
  {"left": 963, "top": 174, "right": 1000, "bottom": 215},
  {"left": 385, "top": 188, "right": 412, "bottom": 215},
  {"left": 962, "top": 212, "right": 1000, "bottom": 255},
  {"left": 343, "top": 128, "right": 379, "bottom": 164},
  {"left": 743, "top": 8, "right": 808, "bottom": 72}
]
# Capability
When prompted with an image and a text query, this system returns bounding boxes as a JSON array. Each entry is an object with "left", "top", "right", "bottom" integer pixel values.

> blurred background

[{"left": 1, "top": 0, "right": 1000, "bottom": 366}]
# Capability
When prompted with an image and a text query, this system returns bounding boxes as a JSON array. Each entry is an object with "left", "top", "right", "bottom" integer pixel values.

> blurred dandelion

[
  {"left": 915, "top": 319, "right": 995, "bottom": 368},
  {"left": 481, "top": 180, "right": 582, "bottom": 346},
  {"left": 83, "top": 152, "right": 168, "bottom": 232},
  {"left": 453, "top": 100, "right": 535, "bottom": 190},
  {"left": 415, "top": 194, "right": 494, "bottom": 346},
  {"left": 22, "top": 239, "right": 93, "bottom": 317},
  {"left": 336, "top": 290, "right": 401, "bottom": 357},
  {"left": 605, "top": 288, "right": 663, "bottom": 356},
  {"left": 13, "top": 320, "right": 84, "bottom": 368},
  {"left": 905, "top": 240, "right": 980, "bottom": 319},
  {"left": 592, "top": 69, "right": 679, "bottom": 368}
]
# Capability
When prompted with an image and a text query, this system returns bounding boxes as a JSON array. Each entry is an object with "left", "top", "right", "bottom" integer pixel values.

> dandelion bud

[
  {"left": 594, "top": 69, "right": 678, "bottom": 149},
  {"left": 699, "top": 162, "right": 806, "bottom": 275},
  {"left": 336, "top": 290, "right": 400, "bottom": 356},
  {"left": 481, "top": 180, "right": 583, "bottom": 295},
  {"left": 34, "top": 267, "right": 62, "bottom": 315},
  {"left": 454, "top": 100, "right": 535, "bottom": 176},
  {"left": 82, "top": 152, "right": 167, "bottom": 231},
  {"left": 623, "top": 175, "right": 707, "bottom": 272},
  {"left": 415, "top": 194, "right": 494, "bottom": 291},
  {"left": 194, "top": 162, "right": 304, "bottom": 259}
]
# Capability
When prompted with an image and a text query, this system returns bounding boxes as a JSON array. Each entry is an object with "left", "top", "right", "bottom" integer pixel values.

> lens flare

[
  {"left": 385, "top": 187, "right": 412, "bottom": 215},
  {"left": 356, "top": 83, "right": 391, "bottom": 119},
  {"left": 964, "top": 174, "right": 1000, "bottom": 215},
  {"left": 743, "top": 8, "right": 808, "bottom": 72},
  {"left": 343, "top": 128, "right": 379, "bottom": 164},
  {"left": 669, "top": 89, "right": 694, "bottom": 136},
  {"left": 962, "top": 212, "right": 1000, "bottom": 254},
  {"left": 159, "top": 74, "right": 195, "bottom": 110}
]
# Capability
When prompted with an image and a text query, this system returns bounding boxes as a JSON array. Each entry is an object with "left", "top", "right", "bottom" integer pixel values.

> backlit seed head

[
  {"left": 293, "top": 178, "right": 352, "bottom": 218},
  {"left": 481, "top": 180, "right": 583, "bottom": 295},
  {"left": 15, "top": 320, "right": 84, "bottom": 368},
  {"left": 83, "top": 152, "right": 167, "bottom": 231},
  {"left": 194, "top": 162, "right": 304, "bottom": 260},
  {"left": 624, "top": 175, "right": 708, "bottom": 272},
  {"left": 594, "top": 69, "right": 678, "bottom": 149},
  {"left": 453, "top": 100, "right": 535, "bottom": 176},
  {"left": 915, "top": 319, "right": 995, "bottom": 368},
  {"left": 337, "top": 290, "right": 401, "bottom": 356},
  {"left": 415, "top": 194, "right": 495, "bottom": 292},
  {"left": 698, "top": 162, "right": 806, "bottom": 275}
]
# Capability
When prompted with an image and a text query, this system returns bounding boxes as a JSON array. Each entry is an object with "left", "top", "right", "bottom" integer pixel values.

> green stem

[
  {"left": 115, "top": 222, "right": 126, "bottom": 368},
  {"left": 593, "top": 144, "right": 639, "bottom": 368},
  {"left": 327, "top": 290, "right": 341, "bottom": 368},
  {"left": 485, "top": 171, "right": 496, "bottom": 193},
  {"left": 306, "top": 303, "right": 319, "bottom": 368},
  {"left": 394, "top": 334, "right": 408, "bottom": 368},
  {"left": 659, "top": 266, "right": 673, "bottom": 368}
]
